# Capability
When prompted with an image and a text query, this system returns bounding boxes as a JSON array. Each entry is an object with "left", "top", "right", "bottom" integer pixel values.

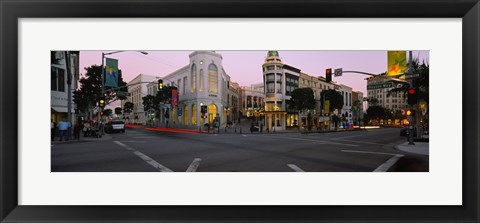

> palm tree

[{"left": 387, "top": 58, "right": 429, "bottom": 102}]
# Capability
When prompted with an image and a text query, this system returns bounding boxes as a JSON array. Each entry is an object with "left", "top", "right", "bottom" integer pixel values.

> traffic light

[
  {"left": 201, "top": 105, "right": 207, "bottom": 114},
  {"left": 100, "top": 111, "right": 104, "bottom": 116},
  {"left": 326, "top": 68, "right": 332, "bottom": 83},
  {"left": 406, "top": 109, "right": 415, "bottom": 116},
  {"left": 99, "top": 97, "right": 105, "bottom": 108},
  {"left": 158, "top": 79, "right": 163, "bottom": 90},
  {"left": 407, "top": 88, "right": 418, "bottom": 105}
]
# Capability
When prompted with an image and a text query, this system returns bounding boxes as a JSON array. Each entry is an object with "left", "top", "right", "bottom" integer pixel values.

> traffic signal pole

[{"left": 407, "top": 51, "right": 415, "bottom": 145}]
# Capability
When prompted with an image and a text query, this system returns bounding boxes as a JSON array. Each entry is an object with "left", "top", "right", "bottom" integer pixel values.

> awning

[
  {"left": 51, "top": 106, "right": 74, "bottom": 113},
  {"left": 260, "top": 111, "right": 287, "bottom": 115}
]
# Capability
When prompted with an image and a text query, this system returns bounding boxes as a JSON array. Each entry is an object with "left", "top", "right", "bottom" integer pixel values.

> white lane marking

[
  {"left": 133, "top": 136, "right": 158, "bottom": 139},
  {"left": 334, "top": 134, "right": 364, "bottom": 139},
  {"left": 114, "top": 141, "right": 173, "bottom": 172},
  {"left": 341, "top": 149, "right": 404, "bottom": 172},
  {"left": 373, "top": 155, "right": 404, "bottom": 172},
  {"left": 341, "top": 149, "right": 402, "bottom": 156},
  {"left": 186, "top": 158, "right": 202, "bottom": 172},
  {"left": 242, "top": 134, "right": 247, "bottom": 137},
  {"left": 330, "top": 139, "right": 384, "bottom": 146},
  {"left": 287, "top": 164, "right": 305, "bottom": 172},
  {"left": 312, "top": 141, "right": 358, "bottom": 147},
  {"left": 264, "top": 135, "right": 359, "bottom": 147},
  {"left": 121, "top": 141, "right": 147, "bottom": 143}
]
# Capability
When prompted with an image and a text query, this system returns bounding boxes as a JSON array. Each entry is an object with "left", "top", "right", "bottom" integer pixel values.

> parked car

[
  {"left": 250, "top": 125, "right": 259, "bottom": 133},
  {"left": 400, "top": 126, "right": 416, "bottom": 137},
  {"left": 106, "top": 120, "right": 125, "bottom": 133}
]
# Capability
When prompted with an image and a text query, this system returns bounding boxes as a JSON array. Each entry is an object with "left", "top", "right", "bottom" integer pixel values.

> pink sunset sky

[{"left": 79, "top": 50, "right": 429, "bottom": 97}]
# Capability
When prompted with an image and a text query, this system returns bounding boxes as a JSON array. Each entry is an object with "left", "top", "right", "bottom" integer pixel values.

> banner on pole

[
  {"left": 387, "top": 51, "right": 407, "bottom": 76},
  {"left": 105, "top": 58, "right": 119, "bottom": 87},
  {"left": 172, "top": 89, "right": 178, "bottom": 106},
  {"left": 324, "top": 100, "right": 330, "bottom": 114}
]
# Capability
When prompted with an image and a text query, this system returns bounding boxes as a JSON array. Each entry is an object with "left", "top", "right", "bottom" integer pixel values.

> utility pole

[{"left": 64, "top": 51, "right": 72, "bottom": 139}]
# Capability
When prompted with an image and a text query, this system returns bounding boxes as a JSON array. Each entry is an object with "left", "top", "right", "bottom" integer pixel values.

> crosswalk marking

[
  {"left": 114, "top": 141, "right": 173, "bottom": 172},
  {"left": 287, "top": 164, "right": 305, "bottom": 172},
  {"left": 186, "top": 158, "right": 202, "bottom": 172},
  {"left": 341, "top": 149, "right": 404, "bottom": 172}
]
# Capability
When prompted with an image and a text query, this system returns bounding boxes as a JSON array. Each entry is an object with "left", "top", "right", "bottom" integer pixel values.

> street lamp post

[{"left": 99, "top": 51, "right": 148, "bottom": 124}]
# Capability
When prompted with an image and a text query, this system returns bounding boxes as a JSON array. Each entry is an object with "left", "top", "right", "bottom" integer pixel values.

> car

[
  {"left": 250, "top": 125, "right": 259, "bottom": 132},
  {"left": 400, "top": 126, "right": 416, "bottom": 137},
  {"left": 106, "top": 120, "right": 125, "bottom": 133}
]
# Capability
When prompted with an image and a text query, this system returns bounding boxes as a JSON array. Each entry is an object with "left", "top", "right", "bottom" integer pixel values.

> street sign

[
  {"left": 404, "top": 73, "right": 420, "bottom": 79},
  {"left": 334, "top": 68, "right": 343, "bottom": 77},
  {"left": 117, "top": 91, "right": 131, "bottom": 97},
  {"left": 367, "top": 82, "right": 394, "bottom": 90}
]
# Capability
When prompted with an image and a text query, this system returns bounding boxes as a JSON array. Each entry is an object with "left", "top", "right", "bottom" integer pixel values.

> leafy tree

[
  {"left": 366, "top": 105, "right": 388, "bottom": 120},
  {"left": 289, "top": 88, "right": 316, "bottom": 111},
  {"left": 114, "top": 107, "right": 122, "bottom": 115},
  {"left": 142, "top": 95, "right": 160, "bottom": 112},
  {"left": 388, "top": 58, "right": 429, "bottom": 103},
  {"left": 103, "top": 109, "right": 112, "bottom": 117},
  {"left": 157, "top": 86, "right": 177, "bottom": 103},
  {"left": 320, "top": 89, "right": 343, "bottom": 113},
  {"left": 123, "top": 102, "right": 134, "bottom": 114},
  {"left": 366, "top": 97, "right": 379, "bottom": 106},
  {"left": 73, "top": 65, "right": 127, "bottom": 113},
  {"left": 331, "top": 115, "right": 342, "bottom": 130}
]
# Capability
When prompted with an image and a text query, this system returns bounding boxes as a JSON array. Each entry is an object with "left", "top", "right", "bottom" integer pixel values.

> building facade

[
  {"left": 122, "top": 74, "right": 158, "bottom": 124},
  {"left": 241, "top": 84, "right": 265, "bottom": 120},
  {"left": 366, "top": 74, "right": 408, "bottom": 126},
  {"left": 51, "top": 51, "right": 80, "bottom": 124},
  {"left": 156, "top": 51, "right": 232, "bottom": 128},
  {"left": 352, "top": 91, "right": 364, "bottom": 125}
]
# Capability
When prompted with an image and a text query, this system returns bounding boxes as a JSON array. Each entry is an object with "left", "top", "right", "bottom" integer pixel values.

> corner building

[
  {"left": 161, "top": 51, "right": 232, "bottom": 128},
  {"left": 262, "top": 51, "right": 300, "bottom": 131}
]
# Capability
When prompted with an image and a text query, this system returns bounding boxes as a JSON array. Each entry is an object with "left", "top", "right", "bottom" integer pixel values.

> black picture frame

[{"left": 1, "top": 0, "right": 479, "bottom": 222}]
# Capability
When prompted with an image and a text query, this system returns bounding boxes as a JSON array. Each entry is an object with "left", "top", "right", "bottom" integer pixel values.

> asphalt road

[{"left": 51, "top": 128, "right": 424, "bottom": 172}]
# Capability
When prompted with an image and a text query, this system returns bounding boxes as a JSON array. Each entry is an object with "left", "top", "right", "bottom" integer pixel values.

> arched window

[
  {"left": 191, "top": 104, "right": 197, "bottom": 126},
  {"left": 199, "top": 69, "right": 204, "bottom": 92},
  {"left": 184, "top": 105, "right": 189, "bottom": 125},
  {"left": 208, "top": 104, "right": 217, "bottom": 124},
  {"left": 208, "top": 64, "right": 218, "bottom": 93},
  {"left": 191, "top": 64, "right": 196, "bottom": 93}
]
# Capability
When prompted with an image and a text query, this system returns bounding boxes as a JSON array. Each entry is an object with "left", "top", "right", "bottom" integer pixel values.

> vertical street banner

[
  {"left": 105, "top": 58, "right": 119, "bottom": 87},
  {"left": 387, "top": 51, "right": 407, "bottom": 76},
  {"left": 172, "top": 89, "right": 178, "bottom": 106}
]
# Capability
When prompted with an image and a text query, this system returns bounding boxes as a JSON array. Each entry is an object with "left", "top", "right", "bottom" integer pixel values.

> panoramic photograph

[{"left": 51, "top": 50, "right": 429, "bottom": 172}]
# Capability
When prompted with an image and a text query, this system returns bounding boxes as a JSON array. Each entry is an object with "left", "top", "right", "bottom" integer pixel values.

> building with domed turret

[{"left": 261, "top": 51, "right": 301, "bottom": 131}]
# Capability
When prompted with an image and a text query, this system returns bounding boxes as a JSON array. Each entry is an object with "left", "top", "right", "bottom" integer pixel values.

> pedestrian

[
  {"left": 51, "top": 120, "right": 56, "bottom": 141},
  {"left": 83, "top": 121, "right": 91, "bottom": 137},
  {"left": 73, "top": 121, "right": 82, "bottom": 140},
  {"left": 57, "top": 119, "right": 70, "bottom": 141}
]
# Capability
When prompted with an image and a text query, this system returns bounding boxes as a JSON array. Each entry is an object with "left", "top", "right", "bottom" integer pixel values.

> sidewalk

[
  {"left": 51, "top": 133, "right": 113, "bottom": 145},
  {"left": 394, "top": 141, "right": 429, "bottom": 155}
]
